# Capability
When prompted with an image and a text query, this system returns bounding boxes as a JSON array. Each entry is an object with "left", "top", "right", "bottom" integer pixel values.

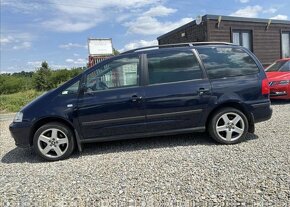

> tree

[
  {"left": 33, "top": 61, "right": 53, "bottom": 91},
  {"left": 113, "top": 48, "right": 120, "bottom": 55},
  {"left": 49, "top": 69, "right": 70, "bottom": 87}
]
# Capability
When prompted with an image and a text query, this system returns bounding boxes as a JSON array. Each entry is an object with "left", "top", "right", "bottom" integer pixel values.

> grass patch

[{"left": 0, "top": 90, "right": 43, "bottom": 113}]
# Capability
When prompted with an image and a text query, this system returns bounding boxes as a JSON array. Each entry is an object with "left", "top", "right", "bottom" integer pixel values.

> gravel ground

[{"left": 0, "top": 101, "right": 289, "bottom": 206}]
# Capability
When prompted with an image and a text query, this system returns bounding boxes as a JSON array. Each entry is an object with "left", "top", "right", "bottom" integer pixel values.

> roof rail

[{"left": 121, "top": 42, "right": 233, "bottom": 54}]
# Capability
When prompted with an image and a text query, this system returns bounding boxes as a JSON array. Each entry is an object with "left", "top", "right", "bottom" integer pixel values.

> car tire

[
  {"left": 33, "top": 122, "right": 75, "bottom": 161},
  {"left": 208, "top": 107, "right": 249, "bottom": 144}
]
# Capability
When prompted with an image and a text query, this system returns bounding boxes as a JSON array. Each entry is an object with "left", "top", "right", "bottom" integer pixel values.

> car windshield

[{"left": 266, "top": 60, "right": 290, "bottom": 72}]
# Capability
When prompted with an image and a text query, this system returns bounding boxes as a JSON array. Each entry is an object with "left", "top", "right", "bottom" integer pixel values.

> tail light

[{"left": 262, "top": 78, "right": 270, "bottom": 95}]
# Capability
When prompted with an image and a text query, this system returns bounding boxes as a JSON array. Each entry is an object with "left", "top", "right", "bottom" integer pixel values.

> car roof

[
  {"left": 121, "top": 42, "right": 236, "bottom": 55},
  {"left": 275, "top": 58, "right": 290, "bottom": 62}
]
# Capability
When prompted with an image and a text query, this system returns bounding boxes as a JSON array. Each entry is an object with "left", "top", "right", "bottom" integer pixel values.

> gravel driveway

[{"left": 0, "top": 101, "right": 289, "bottom": 206}]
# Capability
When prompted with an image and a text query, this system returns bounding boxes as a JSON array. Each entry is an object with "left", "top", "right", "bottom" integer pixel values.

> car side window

[
  {"left": 86, "top": 56, "right": 139, "bottom": 92},
  {"left": 280, "top": 61, "right": 290, "bottom": 71},
  {"left": 147, "top": 50, "right": 203, "bottom": 84},
  {"left": 61, "top": 80, "right": 80, "bottom": 95},
  {"left": 197, "top": 47, "right": 259, "bottom": 79}
]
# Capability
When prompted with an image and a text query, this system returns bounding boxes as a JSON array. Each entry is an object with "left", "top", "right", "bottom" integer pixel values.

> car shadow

[
  {"left": 1, "top": 147, "right": 43, "bottom": 163},
  {"left": 77, "top": 133, "right": 214, "bottom": 157},
  {"left": 271, "top": 99, "right": 290, "bottom": 105},
  {"left": 1, "top": 132, "right": 259, "bottom": 164}
]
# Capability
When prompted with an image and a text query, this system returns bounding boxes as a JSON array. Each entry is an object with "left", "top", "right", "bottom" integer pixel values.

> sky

[{"left": 0, "top": 0, "right": 289, "bottom": 73}]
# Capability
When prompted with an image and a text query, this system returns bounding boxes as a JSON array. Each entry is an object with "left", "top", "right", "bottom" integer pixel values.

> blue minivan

[{"left": 9, "top": 42, "right": 272, "bottom": 161}]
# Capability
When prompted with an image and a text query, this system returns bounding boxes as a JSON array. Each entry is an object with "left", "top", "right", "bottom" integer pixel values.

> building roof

[{"left": 157, "top": 14, "right": 290, "bottom": 40}]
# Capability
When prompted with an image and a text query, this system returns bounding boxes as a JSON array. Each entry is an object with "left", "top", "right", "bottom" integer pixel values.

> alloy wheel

[
  {"left": 215, "top": 112, "right": 245, "bottom": 141},
  {"left": 37, "top": 128, "right": 69, "bottom": 158}
]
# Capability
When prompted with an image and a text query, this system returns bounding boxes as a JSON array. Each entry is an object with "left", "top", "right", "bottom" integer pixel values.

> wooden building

[{"left": 157, "top": 14, "right": 290, "bottom": 66}]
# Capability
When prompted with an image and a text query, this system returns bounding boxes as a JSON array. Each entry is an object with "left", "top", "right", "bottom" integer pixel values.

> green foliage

[
  {"left": 32, "top": 61, "right": 53, "bottom": 91},
  {"left": 48, "top": 67, "right": 85, "bottom": 88},
  {"left": 49, "top": 69, "right": 70, "bottom": 87},
  {"left": 113, "top": 48, "right": 120, "bottom": 55},
  {"left": 0, "top": 75, "right": 33, "bottom": 94},
  {"left": 0, "top": 62, "right": 85, "bottom": 96},
  {"left": 12, "top": 71, "right": 34, "bottom": 77},
  {"left": 0, "top": 90, "right": 43, "bottom": 112},
  {"left": 41, "top": 61, "right": 49, "bottom": 69},
  {"left": 69, "top": 67, "right": 85, "bottom": 78},
  {"left": 0, "top": 62, "right": 85, "bottom": 112}
]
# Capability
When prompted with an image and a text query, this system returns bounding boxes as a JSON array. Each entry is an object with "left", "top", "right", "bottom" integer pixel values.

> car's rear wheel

[
  {"left": 33, "top": 122, "right": 75, "bottom": 161},
  {"left": 208, "top": 107, "right": 248, "bottom": 144}
]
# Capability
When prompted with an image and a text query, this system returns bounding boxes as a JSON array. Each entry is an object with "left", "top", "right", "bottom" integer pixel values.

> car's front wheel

[
  {"left": 208, "top": 107, "right": 249, "bottom": 144},
  {"left": 33, "top": 122, "right": 75, "bottom": 161}
]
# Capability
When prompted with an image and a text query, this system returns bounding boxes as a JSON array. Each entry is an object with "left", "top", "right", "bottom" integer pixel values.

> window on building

[
  {"left": 197, "top": 47, "right": 259, "bottom": 79},
  {"left": 147, "top": 50, "right": 203, "bottom": 84},
  {"left": 232, "top": 30, "right": 252, "bottom": 51},
  {"left": 282, "top": 32, "right": 290, "bottom": 58},
  {"left": 86, "top": 56, "right": 139, "bottom": 92}
]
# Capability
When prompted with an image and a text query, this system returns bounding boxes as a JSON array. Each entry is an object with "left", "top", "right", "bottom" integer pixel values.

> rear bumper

[
  {"left": 9, "top": 122, "right": 32, "bottom": 148},
  {"left": 251, "top": 101, "right": 272, "bottom": 123}
]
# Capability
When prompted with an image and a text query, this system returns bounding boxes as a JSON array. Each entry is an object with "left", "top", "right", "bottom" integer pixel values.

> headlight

[
  {"left": 14, "top": 112, "right": 23, "bottom": 122},
  {"left": 278, "top": 80, "right": 290, "bottom": 85}
]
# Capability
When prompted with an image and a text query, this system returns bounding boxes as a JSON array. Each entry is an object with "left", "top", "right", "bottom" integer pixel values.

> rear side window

[
  {"left": 197, "top": 47, "right": 259, "bottom": 79},
  {"left": 147, "top": 50, "right": 203, "bottom": 84},
  {"left": 281, "top": 61, "right": 290, "bottom": 71}
]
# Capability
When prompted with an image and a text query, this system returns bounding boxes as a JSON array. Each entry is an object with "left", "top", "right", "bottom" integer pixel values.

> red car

[{"left": 265, "top": 58, "right": 290, "bottom": 100}]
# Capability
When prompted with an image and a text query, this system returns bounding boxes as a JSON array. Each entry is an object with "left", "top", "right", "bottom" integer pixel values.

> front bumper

[
  {"left": 270, "top": 85, "right": 290, "bottom": 100},
  {"left": 9, "top": 122, "right": 32, "bottom": 148}
]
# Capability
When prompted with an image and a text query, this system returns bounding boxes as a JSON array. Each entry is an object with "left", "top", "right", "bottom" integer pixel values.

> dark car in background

[
  {"left": 9, "top": 42, "right": 272, "bottom": 161},
  {"left": 265, "top": 58, "right": 290, "bottom": 100}
]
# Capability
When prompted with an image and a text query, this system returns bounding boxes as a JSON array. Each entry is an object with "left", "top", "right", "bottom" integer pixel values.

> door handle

[
  {"left": 197, "top": 88, "right": 210, "bottom": 95},
  {"left": 131, "top": 95, "right": 142, "bottom": 102}
]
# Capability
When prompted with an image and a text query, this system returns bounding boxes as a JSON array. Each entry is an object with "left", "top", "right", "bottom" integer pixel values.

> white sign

[{"left": 88, "top": 39, "right": 113, "bottom": 56}]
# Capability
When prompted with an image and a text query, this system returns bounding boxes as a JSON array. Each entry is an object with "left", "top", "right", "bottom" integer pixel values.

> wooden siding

[
  {"left": 158, "top": 18, "right": 290, "bottom": 66},
  {"left": 207, "top": 20, "right": 290, "bottom": 65},
  {"left": 158, "top": 22, "right": 208, "bottom": 45}
]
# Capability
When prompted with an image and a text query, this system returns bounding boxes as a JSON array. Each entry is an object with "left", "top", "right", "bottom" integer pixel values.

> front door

[{"left": 77, "top": 55, "right": 146, "bottom": 139}]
